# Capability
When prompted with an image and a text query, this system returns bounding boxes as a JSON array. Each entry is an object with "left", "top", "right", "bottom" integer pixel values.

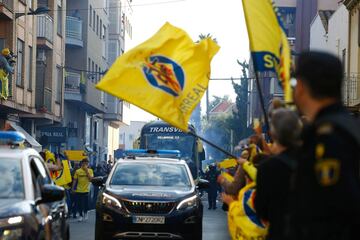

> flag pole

[
  {"left": 187, "top": 131, "right": 238, "bottom": 159},
  {"left": 253, "top": 69, "right": 270, "bottom": 133}
]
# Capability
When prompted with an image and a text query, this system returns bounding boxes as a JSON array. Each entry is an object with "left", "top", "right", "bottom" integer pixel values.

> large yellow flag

[
  {"left": 242, "top": 0, "right": 292, "bottom": 103},
  {"left": 96, "top": 22, "right": 220, "bottom": 132}
]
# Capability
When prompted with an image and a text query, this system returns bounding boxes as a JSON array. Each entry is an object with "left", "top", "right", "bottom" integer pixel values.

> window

[
  {"left": 95, "top": 64, "right": 98, "bottom": 81},
  {"left": 94, "top": 121, "right": 98, "bottom": 140},
  {"left": 96, "top": 15, "right": 99, "bottom": 35},
  {"left": 0, "top": 38, "right": 4, "bottom": 50},
  {"left": 93, "top": 10, "right": 96, "bottom": 31},
  {"left": 88, "top": 58, "right": 91, "bottom": 71},
  {"left": 26, "top": 46, "right": 33, "bottom": 90},
  {"left": 0, "top": 158, "right": 24, "bottom": 199},
  {"left": 89, "top": 5, "right": 92, "bottom": 26},
  {"left": 57, "top": 3, "right": 63, "bottom": 35},
  {"left": 16, "top": 39, "right": 24, "bottom": 86},
  {"left": 56, "top": 66, "right": 62, "bottom": 102},
  {"left": 100, "top": 19, "right": 102, "bottom": 38},
  {"left": 91, "top": 61, "right": 94, "bottom": 82}
]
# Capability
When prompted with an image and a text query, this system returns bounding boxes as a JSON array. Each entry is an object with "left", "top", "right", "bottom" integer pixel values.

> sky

[{"left": 126, "top": 0, "right": 250, "bottom": 121}]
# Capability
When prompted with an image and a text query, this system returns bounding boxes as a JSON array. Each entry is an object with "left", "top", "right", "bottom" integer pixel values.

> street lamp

[{"left": 15, "top": 6, "right": 50, "bottom": 19}]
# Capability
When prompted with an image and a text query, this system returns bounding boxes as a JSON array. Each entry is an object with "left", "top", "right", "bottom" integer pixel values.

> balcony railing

[
  {"left": 37, "top": 14, "right": 54, "bottom": 43},
  {"left": 44, "top": 88, "right": 52, "bottom": 112},
  {"left": 343, "top": 75, "right": 360, "bottom": 107},
  {"left": 66, "top": 16, "right": 83, "bottom": 47},
  {"left": 65, "top": 71, "right": 81, "bottom": 93},
  {"left": 0, "top": 0, "right": 13, "bottom": 11}
]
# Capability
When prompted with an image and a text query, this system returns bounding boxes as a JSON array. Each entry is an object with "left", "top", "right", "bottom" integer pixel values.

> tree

[{"left": 231, "top": 60, "right": 252, "bottom": 145}]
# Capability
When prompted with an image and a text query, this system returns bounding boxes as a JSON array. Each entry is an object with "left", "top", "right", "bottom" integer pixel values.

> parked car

[{"left": 0, "top": 131, "right": 69, "bottom": 240}]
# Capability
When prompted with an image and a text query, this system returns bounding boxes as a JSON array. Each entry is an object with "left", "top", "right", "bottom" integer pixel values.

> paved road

[{"left": 69, "top": 200, "right": 230, "bottom": 240}]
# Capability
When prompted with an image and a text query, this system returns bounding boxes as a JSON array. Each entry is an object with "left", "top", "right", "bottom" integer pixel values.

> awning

[{"left": 9, "top": 122, "right": 42, "bottom": 152}]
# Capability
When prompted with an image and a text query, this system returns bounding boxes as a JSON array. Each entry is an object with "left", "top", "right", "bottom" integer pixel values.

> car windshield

[
  {"left": 143, "top": 133, "right": 195, "bottom": 159},
  {"left": 110, "top": 163, "right": 191, "bottom": 187},
  {"left": 0, "top": 158, "right": 24, "bottom": 199}
]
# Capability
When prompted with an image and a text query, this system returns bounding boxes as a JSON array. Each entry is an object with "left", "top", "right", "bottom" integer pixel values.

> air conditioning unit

[{"left": 36, "top": 49, "right": 46, "bottom": 62}]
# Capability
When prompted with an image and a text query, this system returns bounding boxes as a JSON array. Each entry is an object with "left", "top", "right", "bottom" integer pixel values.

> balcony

[
  {"left": 36, "top": 87, "right": 52, "bottom": 113},
  {"left": 0, "top": 0, "right": 13, "bottom": 20},
  {"left": 65, "top": 71, "right": 83, "bottom": 101},
  {"left": 37, "top": 14, "right": 54, "bottom": 49},
  {"left": 103, "top": 95, "right": 122, "bottom": 123},
  {"left": 343, "top": 75, "right": 360, "bottom": 108},
  {"left": 66, "top": 16, "right": 83, "bottom": 48},
  {"left": 64, "top": 71, "right": 105, "bottom": 113}
]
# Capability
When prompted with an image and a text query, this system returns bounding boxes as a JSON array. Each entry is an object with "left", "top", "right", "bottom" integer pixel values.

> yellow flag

[
  {"left": 54, "top": 160, "right": 72, "bottom": 186},
  {"left": 218, "top": 158, "right": 238, "bottom": 169},
  {"left": 221, "top": 172, "right": 235, "bottom": 182},
  {"left": 242, "top": 0, "right": 292, "bottom": 103},
  {"left": 96, "top": 22, "right": 220, "bottom": 132}
]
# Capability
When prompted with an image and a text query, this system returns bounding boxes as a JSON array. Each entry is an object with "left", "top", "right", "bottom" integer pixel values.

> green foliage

[{"left": 201, "top": 61, "right": 252, "bottom": 160}]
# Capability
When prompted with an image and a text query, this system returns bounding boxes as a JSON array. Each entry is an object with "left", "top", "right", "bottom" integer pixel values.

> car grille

[{"left": 123, "top": 200, "right": 176, "bottom": 214}]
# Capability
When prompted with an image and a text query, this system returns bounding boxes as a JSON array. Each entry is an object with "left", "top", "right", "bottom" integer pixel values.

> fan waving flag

[
  {"left": 96, "top": 22, "right": 220, "bottom": 132},
  {"left": 242, "top": 0, "right": 292, "bottom": 103}
]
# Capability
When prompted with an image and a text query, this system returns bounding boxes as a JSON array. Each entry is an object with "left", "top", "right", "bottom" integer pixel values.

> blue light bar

[
  {"left": 0, "top": 131, "right": 26, "bottom": 145},
  {"left": 124, "top": 149, "right": 181, "bottom": 158}
]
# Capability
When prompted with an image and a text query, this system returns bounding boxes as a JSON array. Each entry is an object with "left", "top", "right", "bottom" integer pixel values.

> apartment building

[
  {"left": 0, "top": 0, "right": 41, "bottom": 150},
  {"left": 34, "top": 0, "right": 66, "bottom": 151}
]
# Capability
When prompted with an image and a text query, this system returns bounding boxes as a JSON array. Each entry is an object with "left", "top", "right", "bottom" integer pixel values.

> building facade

[
  {"left": 0, "top": 0, "right": 67, "bottom": 151},
  {"left": 64, "top": 0, "right": 109, "bottom": 165},
  {"left": 344, "top": 0, "right": 360, "bottom": 112}
]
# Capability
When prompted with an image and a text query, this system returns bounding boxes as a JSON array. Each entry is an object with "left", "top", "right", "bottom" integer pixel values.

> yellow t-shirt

[{"left": 74, "top": 168, "right": 93, "bottom": 193}]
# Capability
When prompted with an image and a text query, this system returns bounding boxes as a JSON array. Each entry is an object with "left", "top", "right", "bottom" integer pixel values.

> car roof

[
  {"left": 117, "top": 157, "right": 187, "bottom": 165},
  {"left": 0, "top": 147, "right": 39, "bottom": 159}
]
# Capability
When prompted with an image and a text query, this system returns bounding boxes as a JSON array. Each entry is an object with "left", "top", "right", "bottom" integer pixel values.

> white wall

[
  {"left": 327, "top": 5, "right": 349, "bottom": 66},
  {"left": 107, "top": 125, "right": 120, "bottom": 159},
  {"left": 119, "top": 121, "right": 147, "bottom": 149},
  {"left": 310, "top": 14, "right": 328, "bottom": 51}
]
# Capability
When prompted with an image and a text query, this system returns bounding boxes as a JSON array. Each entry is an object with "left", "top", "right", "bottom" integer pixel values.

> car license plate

[{"left": 133, "top": 216, "right": 165, "bottom": 224}]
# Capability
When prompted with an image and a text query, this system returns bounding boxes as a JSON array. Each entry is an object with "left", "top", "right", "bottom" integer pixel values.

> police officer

[
  {"left": 291, "top": 51, "right": 360, "bottom": 239},
  {"left": 205, "top": 163, "right": 220, "bottom": 210}
]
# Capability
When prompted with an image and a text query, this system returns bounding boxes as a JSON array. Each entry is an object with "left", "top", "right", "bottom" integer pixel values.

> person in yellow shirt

[{"left": 72, "top": 158, "right": 93, "bottom": 222}]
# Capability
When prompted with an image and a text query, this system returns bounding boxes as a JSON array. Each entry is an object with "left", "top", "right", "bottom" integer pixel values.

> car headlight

[
  {"left": 0, "top": 216, "right": 24, "bottom": 240},
  {"left": 102, "top": 192, "right": 122, "bottom": 209},
  {"left": 1, "top": 228, "right": 23, "bottom": 240},
  {"left": 177, "top": 195, "right": 198, "bottom": 210}
]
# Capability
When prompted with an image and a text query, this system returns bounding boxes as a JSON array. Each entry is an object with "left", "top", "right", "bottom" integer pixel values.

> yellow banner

[
  {"left": 242, "top": 0, "right": 292, "bottom": 103},
  {"left": 96, "top": 22, "right": 220, "bottom": 132},
  {"left": 218, "top": 158, "right": 238, "bottom": 169},
  {"left": 54, "top": 160, "right": 72, "bottom": 186},
  {"left": 64, "top": 150, "right": 86, "bottom": 161}
]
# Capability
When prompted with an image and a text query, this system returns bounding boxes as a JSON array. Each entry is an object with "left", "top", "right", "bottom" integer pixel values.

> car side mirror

[
  {"left": 196, "top": 179, "right": 209, "bottom": 190},
  {"left": 91, "top": 176, "right": 106, "bottom": 187},
  {"left": 37, "top": 184, "right": 65, "bottom": 204}
]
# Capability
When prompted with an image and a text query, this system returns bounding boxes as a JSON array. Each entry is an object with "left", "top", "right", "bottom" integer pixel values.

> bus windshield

[{"left": 143, "top": 133, "right": 195, "bottom": 159}]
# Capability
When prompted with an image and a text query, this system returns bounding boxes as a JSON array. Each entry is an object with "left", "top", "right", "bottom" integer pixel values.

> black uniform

[
  {"left": 205, "top": 165, "right": 220, "bottom": 210},
  {"left": 291, "top": 103, "right": 360, "bottom": 239},
  {"left": 255, "top": 150, "right": 296, "bottom": 240}
]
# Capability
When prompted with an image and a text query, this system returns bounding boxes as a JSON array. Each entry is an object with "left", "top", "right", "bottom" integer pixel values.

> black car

[
  {"left": 93, "top": 150, "right": 209, "bottom": 240},
  {"left": 0, "top": 132, "right": 69, "bottom": 240}
]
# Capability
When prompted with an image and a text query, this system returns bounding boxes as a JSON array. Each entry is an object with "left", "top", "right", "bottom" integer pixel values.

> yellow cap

[{"left": 1, "top": 48, "right": 10, "bottom": 56}]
